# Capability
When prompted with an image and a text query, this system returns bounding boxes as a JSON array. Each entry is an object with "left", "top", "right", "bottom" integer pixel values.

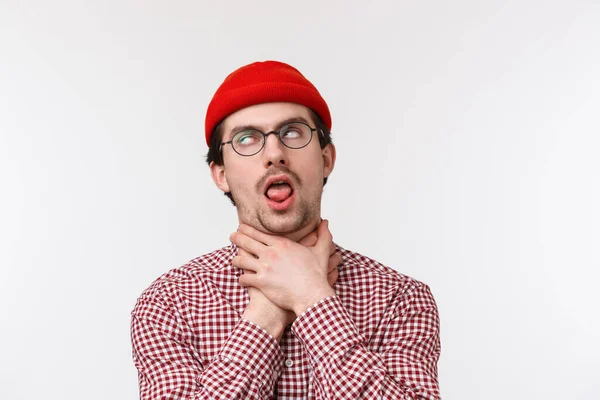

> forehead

[{"left": 221, "top": 102, "right": 314, "bottom": 137}]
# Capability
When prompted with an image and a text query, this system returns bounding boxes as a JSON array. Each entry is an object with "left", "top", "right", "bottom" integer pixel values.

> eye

[
  {"left": 280, "top": 125, "right": 303, "bottom": 139},
  {"left": 234, "top": 131, "right": 261, "bottom": 146}
]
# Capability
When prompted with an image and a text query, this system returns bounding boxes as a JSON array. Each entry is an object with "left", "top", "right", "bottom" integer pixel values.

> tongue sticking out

[{"left": 266, "top": 183, "right": 292, "bottom": 202}]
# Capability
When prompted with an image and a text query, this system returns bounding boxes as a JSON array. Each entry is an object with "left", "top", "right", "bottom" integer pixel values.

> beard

[{"left": 256, "top": 194, "right": 319, "bottom": 234}]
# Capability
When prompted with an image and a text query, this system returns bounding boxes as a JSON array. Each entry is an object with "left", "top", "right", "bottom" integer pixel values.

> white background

[{"left": 1, "top": 1, "right": 599, "bottom": 399}]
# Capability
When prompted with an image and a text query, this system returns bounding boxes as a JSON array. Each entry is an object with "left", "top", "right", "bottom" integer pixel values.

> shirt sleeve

[
  {"left": 290, "top": 283, "right": 441, "bottom": 400},
  {"left": 131, "top": 285, "right": 284, "bottom": 399}
]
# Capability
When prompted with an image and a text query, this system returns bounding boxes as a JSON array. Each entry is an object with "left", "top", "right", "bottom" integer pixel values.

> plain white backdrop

[{"left": 1, "top": 1, "right": 599, "bottom": 399}]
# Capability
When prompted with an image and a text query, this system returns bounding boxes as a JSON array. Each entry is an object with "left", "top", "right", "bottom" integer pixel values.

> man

[{"left": 131, "top": 61, "right": 441, "bottom": 399}]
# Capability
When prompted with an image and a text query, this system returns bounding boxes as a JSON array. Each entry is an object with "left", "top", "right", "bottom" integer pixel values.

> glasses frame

[{"left": 220, "top": 121, "right": 319, "bottom": 157}]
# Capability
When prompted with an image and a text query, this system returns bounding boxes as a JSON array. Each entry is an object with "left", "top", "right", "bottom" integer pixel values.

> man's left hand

[{"left": 231, "top": 220, "right": 337, "bottom": 316}]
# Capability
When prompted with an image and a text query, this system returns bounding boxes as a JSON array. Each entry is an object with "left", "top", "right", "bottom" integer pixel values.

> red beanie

[{"left": 205, "top": 60, "right": 332, "bottom": 146}]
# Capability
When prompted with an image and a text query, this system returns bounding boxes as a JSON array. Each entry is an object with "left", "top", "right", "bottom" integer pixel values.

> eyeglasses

[{"left": 220, "top": 122, "right": 318, "bottom": 157}]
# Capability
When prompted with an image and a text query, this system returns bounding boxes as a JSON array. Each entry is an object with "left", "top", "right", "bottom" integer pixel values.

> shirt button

[{"left": 284, "top": 358, "right": 294, "bottom": 367}]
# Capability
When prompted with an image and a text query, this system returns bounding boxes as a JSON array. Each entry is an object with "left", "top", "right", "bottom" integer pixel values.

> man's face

[{"left": 210, "top": 102, "right": 336, "bottom": 236}]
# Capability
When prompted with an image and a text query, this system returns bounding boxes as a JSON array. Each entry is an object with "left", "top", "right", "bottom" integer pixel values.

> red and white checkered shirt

[{"left": 131, "top": 243, "right": 441, "bottom": 399}]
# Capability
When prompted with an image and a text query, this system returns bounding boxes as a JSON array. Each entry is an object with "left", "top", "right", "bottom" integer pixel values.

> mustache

[{"left": 256, "top": 166, "right": 302, "bottom": 193}]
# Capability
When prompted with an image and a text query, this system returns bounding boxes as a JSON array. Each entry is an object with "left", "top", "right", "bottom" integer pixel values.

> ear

[
  {"left": 210, "top": 161, "right": 230, "bottom": 193},
  {"left": 321, "top": 142, "right": 336, "bottom": 178}
]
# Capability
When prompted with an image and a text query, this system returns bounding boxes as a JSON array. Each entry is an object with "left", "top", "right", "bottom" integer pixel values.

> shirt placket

[{"left": 276, "top": 326, "right": 312, "bottom": 398}]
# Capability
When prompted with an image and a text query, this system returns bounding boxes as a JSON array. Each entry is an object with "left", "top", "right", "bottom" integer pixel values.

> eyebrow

[{"left": 228, "top": 116, "right": 312, "bottom": 137}]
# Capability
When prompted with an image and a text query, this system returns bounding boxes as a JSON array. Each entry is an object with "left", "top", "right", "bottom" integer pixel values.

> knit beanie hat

[{"left": 204, "top": 60, "right": 331, "bottom": 146}]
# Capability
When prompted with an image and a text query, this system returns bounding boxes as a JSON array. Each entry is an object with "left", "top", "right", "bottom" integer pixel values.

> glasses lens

[
  {"left": 232, "top": 130, "right": 264, "bottom": 155},
  {"left": 279, "top": 123, "right": 312, "bottom": 149}
]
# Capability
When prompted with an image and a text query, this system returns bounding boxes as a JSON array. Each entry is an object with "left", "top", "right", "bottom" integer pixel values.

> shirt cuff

[
  {"left": 291, "top": 296, "right": 364, "bottom": 368},
  {"left": 217, "top": 319, "right": 285, "bottom": 386}
]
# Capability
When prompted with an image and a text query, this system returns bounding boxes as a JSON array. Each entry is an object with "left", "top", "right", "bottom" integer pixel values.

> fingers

[
  {"left": 327, "top": 267, "right": 339, "bottom": 287},
  {"left": 232, "top": 255, "right": 261, "bottom": 273},
  {"left": 327, "top": 251, "right": 341, "bottom": 273},
  {"left": 239, "top": 272, "right": 258, "bottom": 288},
  {"left": 238, "top": 247, "right": 258, "bottom": 259},
  {"left": 326, "top": 238, "right": 341, "bottom": 287},
  {"left": 238, "top": 248, "right": 259, "bottom": 283},
  {"left": 315, "top": 219, "right": 333, "bottom": 253},
  {"left": 230, "top": 231, "right": 266, "bottom": 256},
  {"left": 238, "top": 224, "right": 279, "bottom": 246},
  {"left": 237, "top": 249, "right": 259, "bottom": 288},
  {"left": 238, "top": 247, "right": 250, "bottom": 257},
  {"left": 299, "top": 221, "right": 335, "bottom": 257}
]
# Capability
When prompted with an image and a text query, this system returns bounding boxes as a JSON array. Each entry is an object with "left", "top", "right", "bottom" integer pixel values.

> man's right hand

[{"left": 240, "top": 247, "right": 295, "bottom": 341}]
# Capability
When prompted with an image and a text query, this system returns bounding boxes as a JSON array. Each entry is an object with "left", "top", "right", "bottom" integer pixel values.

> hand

[
  {"left": 297, "top": 228, "right": 341, "bottom": 288},
  {"left": 231, "top": 220, "right": 337, "bottom": 316},
  {"left": 239, "top": 248, "right": 295, "bottom": 340}
]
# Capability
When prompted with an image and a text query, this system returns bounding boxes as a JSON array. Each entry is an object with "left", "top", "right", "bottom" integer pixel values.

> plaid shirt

[{"left": 131, "top": 244, "right": 441, "bottom": 399}]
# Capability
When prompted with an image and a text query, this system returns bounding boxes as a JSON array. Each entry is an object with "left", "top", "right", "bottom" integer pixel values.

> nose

[{"left": 262, "top": 132, "right": 287, "bottom": 167}]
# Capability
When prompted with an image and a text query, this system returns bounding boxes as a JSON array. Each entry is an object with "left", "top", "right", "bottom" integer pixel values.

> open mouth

[
  {"left": 263, "top": 174, "right": 296, "bottom": 207},
  {"left": 265, "top": 180, "right": 294, "bottom": 203}
]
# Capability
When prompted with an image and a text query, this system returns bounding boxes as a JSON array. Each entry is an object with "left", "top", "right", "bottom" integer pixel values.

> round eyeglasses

[{"left": 220, "top": 122, "right": 318, "bottom": 157}]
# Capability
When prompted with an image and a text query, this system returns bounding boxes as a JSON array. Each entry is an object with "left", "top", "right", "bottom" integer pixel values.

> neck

[
  {"left": 281, "top": 218, "right": 321, "bottom": 242},
  {"left": 237, "top": 216, "right": 322, "bottom": 243}
]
